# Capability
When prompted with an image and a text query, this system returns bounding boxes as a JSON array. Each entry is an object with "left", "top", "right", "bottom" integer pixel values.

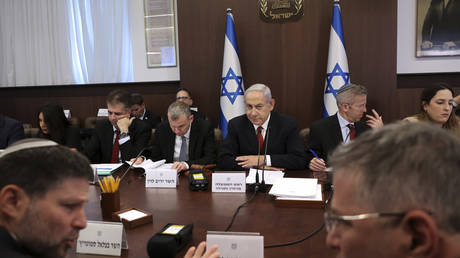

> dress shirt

[
  {"left": 337, "top": 112, "right": 354, "bottom": 143},
  {"left": 173, "top": 125, "right": 191, "bottom": 169},
  {"left": 251, "top": 114, "right": 272, "bottom": 166}
]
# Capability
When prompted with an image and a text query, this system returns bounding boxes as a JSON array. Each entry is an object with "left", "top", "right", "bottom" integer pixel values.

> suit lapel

[{"left": 188, "top": 121, "right": 198, "bottom": 160}]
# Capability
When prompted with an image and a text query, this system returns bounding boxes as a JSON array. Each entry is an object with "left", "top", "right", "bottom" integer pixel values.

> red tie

[
  {"left": 346, "top": 124, "right": 355, "bottom": 141},
  {"left": 257, "top": 126, "right": 264, "bottom": 153},
  {"left": 111, "top": 130, "right": 120, "bottom": 163}
]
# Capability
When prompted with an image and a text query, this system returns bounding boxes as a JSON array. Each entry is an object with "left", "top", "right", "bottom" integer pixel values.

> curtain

[{"left": 0, "top": 0, "right": 133, "bottom": 87}]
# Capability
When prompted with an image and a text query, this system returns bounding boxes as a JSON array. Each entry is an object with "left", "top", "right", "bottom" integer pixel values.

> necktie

[
  {"left": 111, "top": 130, "right": 120, "bottom": 163},
  {"left": 179, "top": 135, "right": 187, "bottom": 161},
  {"left": 346, "top": 124, "right": 355, "bottom": 141},
  {"left": 257, "top": 126, "right": 264, "bottom": 153}
]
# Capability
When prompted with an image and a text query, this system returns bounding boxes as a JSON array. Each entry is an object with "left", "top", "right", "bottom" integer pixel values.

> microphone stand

[
  {"left": 259, "top": 127, "right": 270, "bottom": 193},
  {"left": 248, "top": 128, "right": 262, "bottom": 192},
  {"left": 119, "top": 146, "right": 152, "bottom": 182}
]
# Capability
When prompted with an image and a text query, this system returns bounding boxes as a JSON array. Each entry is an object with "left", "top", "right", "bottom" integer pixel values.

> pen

[{"left": 309, "top": 149, "right": 320, "bottom": 159}]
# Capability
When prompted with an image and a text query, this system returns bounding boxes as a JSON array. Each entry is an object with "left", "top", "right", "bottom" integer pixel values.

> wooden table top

[{"left": 71, "top": 169, "right": 336, "bottom": 258}]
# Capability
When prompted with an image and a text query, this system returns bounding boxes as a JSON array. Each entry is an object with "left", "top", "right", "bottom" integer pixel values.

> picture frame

[{"left": 416, "top": 0, "right": 460, "bottom": 57}]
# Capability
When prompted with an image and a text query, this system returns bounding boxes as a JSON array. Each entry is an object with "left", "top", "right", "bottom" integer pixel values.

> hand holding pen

[{"left": 308, "top": 149, "right": 327, "bottom": 172}]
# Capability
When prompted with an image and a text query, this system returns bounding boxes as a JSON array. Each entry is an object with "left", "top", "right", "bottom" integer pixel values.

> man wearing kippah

[{"left": 307, "top": 83, "right": 383, "bottom": 171}]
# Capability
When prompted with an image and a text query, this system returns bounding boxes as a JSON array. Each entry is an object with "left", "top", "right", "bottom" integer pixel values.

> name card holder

[
  {"left": 112, "top": 208, "right": 153, "bottom": 229},
  {"left": 145, "top": 168, "right": 177, "bottom": 188},
  {"left": 206, "top": 231, "right": 263, "bottom": 258},
  {"left": 76, "top": 220, "right": 128, "bottom": 256},
  {"left": 212, "top": 172, "right": 246, "bottom": 193}
]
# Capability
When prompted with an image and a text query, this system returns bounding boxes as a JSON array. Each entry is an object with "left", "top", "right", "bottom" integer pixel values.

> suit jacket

[
  {"left": 84, "top": 118, "right": 151, "bottom": 163},
  {"left": 0, "top": 226, "right": 35, "bottom": 258},
  {"left": 0, "top": 115, "right": 25, "bottom": 149},
  {"left": 149, "top": 119, "right": 216, "bottom": 166},
  {"left": 218, "top": 112, "right": 307, "bottom": 170},
  {"left": 422, "top": 0, "right": 460, "bottom": 44},
  {"left": 306, "top": 114, "right": 370, "bottom": 163},
  {"left": 142, "top": 109, "right": 162, "bottom": 129}
]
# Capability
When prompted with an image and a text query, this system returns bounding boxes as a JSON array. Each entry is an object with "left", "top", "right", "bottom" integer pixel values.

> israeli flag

[
  {"left": 322, "top": 1, "right": 350, "bottom": 117},
  {"left": 219, "top": 9, "right": 245, "bottom": 138}
]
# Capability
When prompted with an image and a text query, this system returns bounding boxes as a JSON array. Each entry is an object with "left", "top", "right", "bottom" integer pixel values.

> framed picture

[{"left": 416, "top": 0, "right": 460, "bottom": 57}]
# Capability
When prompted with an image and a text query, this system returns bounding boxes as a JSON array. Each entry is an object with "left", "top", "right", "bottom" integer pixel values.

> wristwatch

[{"left": 119, "top": 132, "right": 129, "bottom": 139}]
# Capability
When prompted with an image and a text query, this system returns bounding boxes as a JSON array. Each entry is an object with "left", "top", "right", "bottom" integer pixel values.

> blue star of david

[
  {"left": 221, "top": 67, "right": 244, "bottom": 104},
  {"left": 325, "top": 63, "right": 350, "bottom": 98}
]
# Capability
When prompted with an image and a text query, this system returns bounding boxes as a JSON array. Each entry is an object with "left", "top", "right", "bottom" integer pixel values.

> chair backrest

[
  {"left": 299, "top": 127, "right": 310, "bottom": 148},
  {"left": 214, "top": 128, "right": 223, "bottom": 152},
  {"left": 69, "top": 117, "right": 80, "bottom": 128},
  {"left": 148, "top": 128, "right": 156, "bottom": 146},
  {"left": 84, "top": 116, "right": 108, "bottom": 128},
  {"left": 24, "top": 127, "right": 40, "bottom": 138}
]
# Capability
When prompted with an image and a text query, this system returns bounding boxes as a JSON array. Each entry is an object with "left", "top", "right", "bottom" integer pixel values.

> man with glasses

[
  {"left": 324, "top": 122, "right": 460, "bottom": 258},
  {"left": 176, "top": 88, "right": 206, "bottom": 121},
  {"left": 218, "top": 84, "right": 306, "bottom": 170},
  {"left": 307, "top": 83, "right": 383, "bottom": 172}
]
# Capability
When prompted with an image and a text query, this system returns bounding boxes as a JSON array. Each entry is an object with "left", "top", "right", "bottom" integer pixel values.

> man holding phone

[{"left": 85, "top": 89, "right": 151, "bottom": 163}]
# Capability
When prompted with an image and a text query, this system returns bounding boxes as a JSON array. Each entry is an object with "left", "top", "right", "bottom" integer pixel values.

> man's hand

[
  {"left": 235, "top": 155, "right": 265, "bottom": 168},
  {"left": 130, "top": 157, "right": 144, "bottom": 165},
  {"left": 172, "top": 161, "right": 188, "bottom": 172},
  {"left": 117, "top": 117, "right": 135, "bottom": 133},
  {"left": 309, "top": 158, "right": 326, "bottom": 172},
  {"left": 184, "top": 242, "right": 219, "bottom": 258},
  {"left": 421, "top": 40, "right": 433, "bottom": 49},
  {"left": 366, "top": 109, "right": 383, "bottom": 128}
]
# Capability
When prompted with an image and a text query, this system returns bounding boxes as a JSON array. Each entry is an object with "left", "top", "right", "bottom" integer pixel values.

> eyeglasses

[
  {"left": 324, "top": 211, "right": 406, "bottom": 232},
  {"left": 176, "top": 96, "right": 190, "bottom": 100}
]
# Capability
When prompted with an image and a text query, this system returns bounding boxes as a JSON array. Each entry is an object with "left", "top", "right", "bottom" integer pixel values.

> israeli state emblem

[{"left": 259, "top": 0, "right": 304, "bottom": 23}]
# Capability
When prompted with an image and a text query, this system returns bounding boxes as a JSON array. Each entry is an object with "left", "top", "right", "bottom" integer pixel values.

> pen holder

[{"left": 100, "top": 191, "right": 120, "bottom": 221}]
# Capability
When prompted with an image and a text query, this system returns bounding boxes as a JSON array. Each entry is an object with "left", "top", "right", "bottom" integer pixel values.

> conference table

[{"left": 72, "top": 168, "right": 336, "bottom": 258}]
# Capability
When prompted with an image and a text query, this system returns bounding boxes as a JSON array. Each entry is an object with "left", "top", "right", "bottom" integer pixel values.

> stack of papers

[
  {"left": 269, "top": 178, "right": 322, "bottom": 201},
  {"left": 91, "top": 163, "right": 124, "bottom": 176},
  {"left": 246, "top": 168, "right": 284, "bottom": 185}
]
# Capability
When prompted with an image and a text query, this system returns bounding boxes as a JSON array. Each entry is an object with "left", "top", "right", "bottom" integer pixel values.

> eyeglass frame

[
  {"left": 324, "top": 211, "right": 407, "bottom": 233},
  {"left": 176, "top": 96, "right": 191, "bottom": 100}
]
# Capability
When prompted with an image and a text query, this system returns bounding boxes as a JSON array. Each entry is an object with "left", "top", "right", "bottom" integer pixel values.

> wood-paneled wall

[{"left": 0, "top": 0, "right": 458, "bottom": 129}]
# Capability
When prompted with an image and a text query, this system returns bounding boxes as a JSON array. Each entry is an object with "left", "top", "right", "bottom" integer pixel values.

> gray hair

[
  {"left": 167, "top": 101, "right": 192, "bottom": 121},
  {"left": 329, "top": 122, "right": 460, "bottom": 233},
  {"left": 245, "top": 84, "right": 272, "bottom": 104},
  {"left": 336, "top": 84, "right": 367, "bottom": 106}
]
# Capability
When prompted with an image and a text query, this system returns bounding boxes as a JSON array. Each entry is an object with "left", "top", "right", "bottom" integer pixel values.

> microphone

[
  {"left": 249, "top": 127, "right": 263, "bottom": 192},
  {"left": 259, "top": 126, "right": 270, "bottom": 193},
  {"left": 119, "top": 146, "right": 153, "bottom": 182}
]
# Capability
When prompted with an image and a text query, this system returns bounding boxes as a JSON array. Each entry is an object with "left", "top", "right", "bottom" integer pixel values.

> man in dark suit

[
  {"left": 141, "top": 101, "right": 216, "bottom": 172},
  {"left": 218, "top": 84, "right": 306, "bottom": 170},
  {"left": 421, "top": 0, "right": 460, "bottom": 49},
  {"left": 0, "top": 115, "right": 24, "bottom": 149},
  {"left": 307, "top": 84, "right": 383, "bottom": 171},
  {"left": 130, "top": 93, "right": 162, "bottom": 129},
  {"left": 176, "top": 88, "right": 207, "bottom": 121},
  {"left": 85, "top": 89, "right": 151, "bottom": 163},
  {"left": 0, "top": 139, "right": 92, "bottom": 258}
]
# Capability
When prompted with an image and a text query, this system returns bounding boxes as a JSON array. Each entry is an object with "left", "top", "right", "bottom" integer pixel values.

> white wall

[
  {"left": 397, "top": 0, "right": 460, "bottom": 74},
  {"left": 129, "top": 0, "right": 180, "bottom": 82}
]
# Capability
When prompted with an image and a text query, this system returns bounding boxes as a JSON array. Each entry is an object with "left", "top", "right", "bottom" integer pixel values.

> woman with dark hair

[
  {"left": 38, "top": 104, "right": 81, "bottom": 150},
  {"left": 404, "top": 84, "right": 460, "bottom": 134}
]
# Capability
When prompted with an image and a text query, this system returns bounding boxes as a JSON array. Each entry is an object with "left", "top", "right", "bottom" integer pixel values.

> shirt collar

[
  {"left": 337, "top": 112, "right": 353, "bottom": 129},
  {"left": 253, "top": 113, "right": 271, "bottom": 132}
]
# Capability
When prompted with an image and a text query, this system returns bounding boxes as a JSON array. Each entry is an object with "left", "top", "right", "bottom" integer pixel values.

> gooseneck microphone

[
  {"left": 119, "top": 146, "right": 153, "bottom": 182},
  {"left": 259, "top": 126, "right": 270, "bottom": 193},
  {"left": 249, "top": 127, "right": 263, "bottom": 192}
]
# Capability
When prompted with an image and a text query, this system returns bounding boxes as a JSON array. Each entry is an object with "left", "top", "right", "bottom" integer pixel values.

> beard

[{"left": 14, "top": 205, "right": 77, "bottom": 258}]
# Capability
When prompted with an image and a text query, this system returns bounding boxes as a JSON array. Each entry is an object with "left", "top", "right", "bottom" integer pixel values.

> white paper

[
  {"left": 246, "top": 169, "right": 284, "bottom": 185},
  {"left": 117, "top": 210, "right": 147, "bottom": 221},
  {"left": 269, "top": 178, "right": 318, "bottom": 198},
  {"left": 276, "top": 184, "right": 323, "bottom": 201},
  {"left": 132, "top": 159, "right": 166, "bottom": 170}
]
